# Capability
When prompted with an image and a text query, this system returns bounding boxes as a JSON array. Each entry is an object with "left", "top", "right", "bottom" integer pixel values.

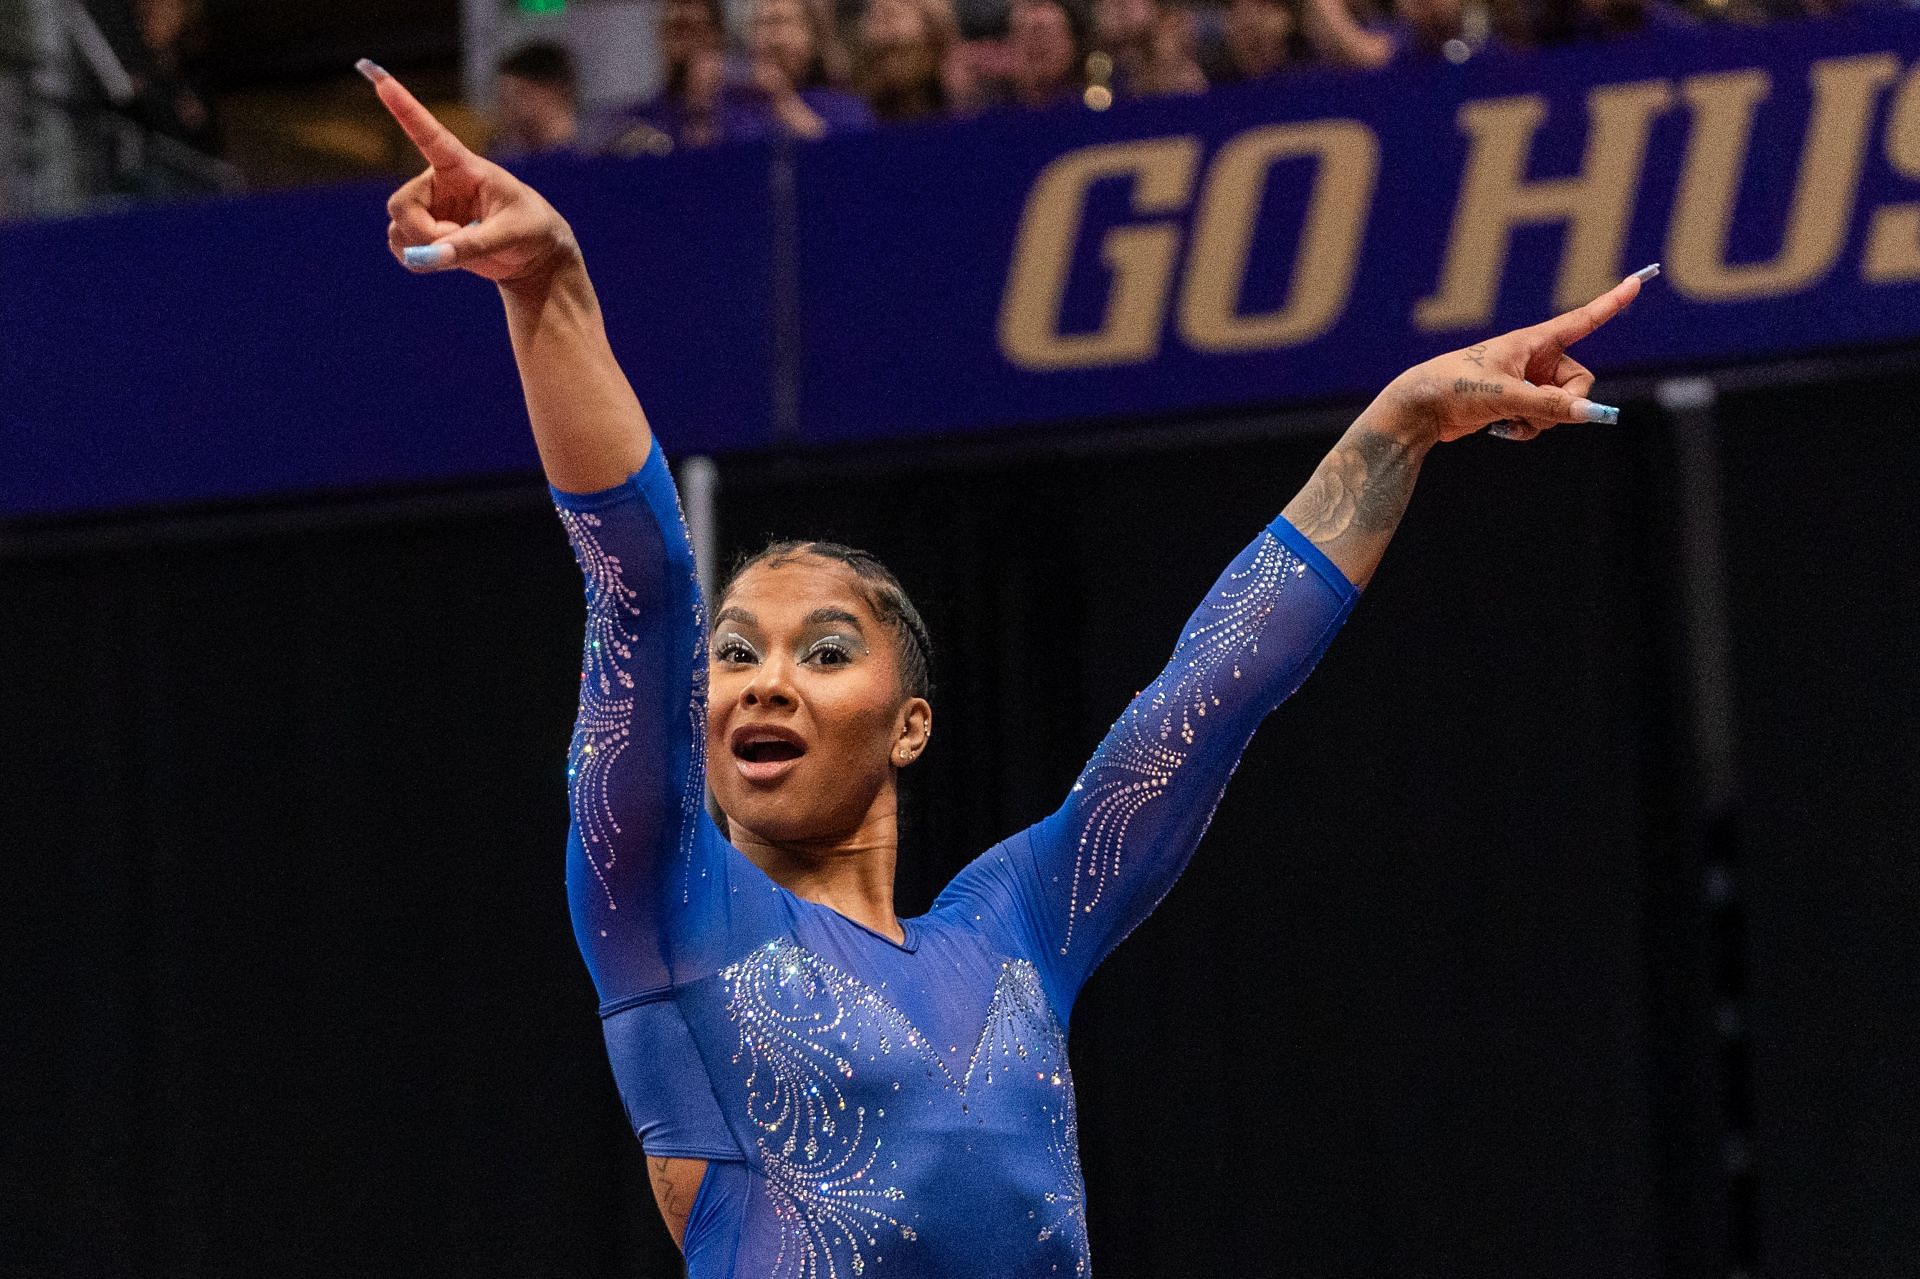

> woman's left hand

[{"left": 1384, "top": 268, "right": 1654, "bottom": 445}]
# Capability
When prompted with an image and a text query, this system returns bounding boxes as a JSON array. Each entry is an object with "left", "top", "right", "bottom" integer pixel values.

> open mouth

[
  {"left": 735, "top": 739, "right": 804, "bottom": 764},
  {"left": 729, "top": 725, "right": 808, "bottom": 779}
]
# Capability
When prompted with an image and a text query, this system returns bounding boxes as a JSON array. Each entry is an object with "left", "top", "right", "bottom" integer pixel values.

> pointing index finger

[
  {"left": 1535, "top": 262, "right": 1659, "bottom": 348},
  {"left": 357, "top": 59, "right": 472, "bottom": 172}
]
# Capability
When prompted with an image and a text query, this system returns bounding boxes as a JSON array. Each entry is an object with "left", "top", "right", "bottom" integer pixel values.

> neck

[{"left": 730, "top": 804, "right": 905, "bottom": 943}]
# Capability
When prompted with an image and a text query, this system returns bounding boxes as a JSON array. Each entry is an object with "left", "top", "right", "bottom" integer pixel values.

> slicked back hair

[{"left": 717, "top": 540, "right": 934, "bottom": 703}]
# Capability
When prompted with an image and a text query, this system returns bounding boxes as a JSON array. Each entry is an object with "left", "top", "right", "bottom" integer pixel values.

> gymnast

[{"left": 362, "top": 60, "right": 1651, "bottom": 1276}]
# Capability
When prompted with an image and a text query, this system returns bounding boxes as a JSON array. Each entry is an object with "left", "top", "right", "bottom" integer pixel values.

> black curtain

[
  {"left": 10, "top": 391, "right": 1914, "bottom": 1277},
  {"left": 1714, "top": 374, "right": 1920, "bottom": 1279},
  {"left": 7, "top": 504, "right": 668, "bottom": 1276}
]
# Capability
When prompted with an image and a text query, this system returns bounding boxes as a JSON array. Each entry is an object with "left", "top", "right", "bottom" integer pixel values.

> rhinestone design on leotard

[
  {"left": 561, "top": 500, "right": 712, "bottom": 909},
  {"left": 558, "top": 508, "right": 638, "bottom": 912},
  {"left": 1061, "top": 531, "right": 1303, "bottom": 954},
  {"left": 722, "top": 944, "right": 1089, "bottom": 1277},
  {"left": 722, "top": 940, "right": 926, "bottom": 1277},
  {"left": 965, "top": 960, "right": 1089, "bottom": 1273},
  {"left": 678, "top": 553, "right": 710, "bottom": 905}
]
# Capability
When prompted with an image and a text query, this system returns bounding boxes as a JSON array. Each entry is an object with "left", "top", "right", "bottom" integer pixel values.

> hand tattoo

[
  {"left": 1453, "top": 377, "right": 1504, "bottom": 395},
  {"left": 1463, "top": 343, "right": 1488, "bottom": 368}
]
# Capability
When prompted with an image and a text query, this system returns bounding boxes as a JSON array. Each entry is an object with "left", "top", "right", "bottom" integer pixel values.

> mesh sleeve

[{"left": 936, "top": 515, "right": 1358, "bottom": 1016}]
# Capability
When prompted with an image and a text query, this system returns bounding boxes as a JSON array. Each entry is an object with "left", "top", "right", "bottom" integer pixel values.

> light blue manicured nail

[
  {"left": 404, "top": 244, "right": 453, "bottom": 270},
  {"left": 1578, "top": 401, "right": 1620, "bottom": 425},
  {"left": 1630, "top": 262, "right": 1661, "bottom": 282},
  {"left": 355, "top": 58, "right": 389, "bottom": 83}
]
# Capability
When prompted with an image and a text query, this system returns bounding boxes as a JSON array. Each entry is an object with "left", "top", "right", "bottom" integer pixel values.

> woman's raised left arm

[{"left": 936, "top": 271, "right": 1651, "bottom": 1013}]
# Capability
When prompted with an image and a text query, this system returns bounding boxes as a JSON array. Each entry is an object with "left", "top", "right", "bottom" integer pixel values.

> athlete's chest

[
  {"left": 676, "top": 922, "right": 1077, "bottom": 1146},
  {"left": 671, "top": 923, "right": 1092, "bottom": 1276}
]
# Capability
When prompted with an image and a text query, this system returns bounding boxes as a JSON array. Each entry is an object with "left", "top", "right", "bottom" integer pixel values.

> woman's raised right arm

[
  {"left": 365, "top": 65, "right": 757, "bottom": 1001},
  {"left": 363, "top": 60, "right": 651, "bottom": 491}
]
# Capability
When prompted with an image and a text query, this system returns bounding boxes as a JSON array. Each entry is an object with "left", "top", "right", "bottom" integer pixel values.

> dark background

[{"left": 9, "top": 374, "right": 1917, "bottom": 1277}]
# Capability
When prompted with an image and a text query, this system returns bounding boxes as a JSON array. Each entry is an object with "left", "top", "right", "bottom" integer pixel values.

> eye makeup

[
  {"left": 712, "top": 631, "right": 761, "bottom": 663},
  {"left": 804, "top": 634, "right": 867, "bottom": 664}
]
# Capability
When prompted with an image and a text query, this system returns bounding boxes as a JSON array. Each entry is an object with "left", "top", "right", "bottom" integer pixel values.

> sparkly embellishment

[
  {"left": 721, "top": 946, "right": 1090, "bottom": 1275},
  {"left": 557, "top": 500, "right": 711, "bottom": 912},
  {"left": 1059, "top": 531, "right": 1301, "bottom": 955},
  {"left": 722, "top": 941, "right": 928, "bottom": 1276},
  {"left": 556, "top": 508, "right": 637, "bottom": 911},
  {"left": 961, "top": 961, "right": 1089, "bottom": 1273}
]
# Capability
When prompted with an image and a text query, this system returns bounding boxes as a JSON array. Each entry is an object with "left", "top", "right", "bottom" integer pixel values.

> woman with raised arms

[{"left": 359, "top": 60, "right": 1650, "bottom": 1276}]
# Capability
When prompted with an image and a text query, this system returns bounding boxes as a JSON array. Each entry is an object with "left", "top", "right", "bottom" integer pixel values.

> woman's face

[
  {"left": 1094, "top": 0, "right": 1156, "bottom": 51},
  {"left": 1012, "top": 0, "right": 1077, "bottom": 90},
  {"left": 706, "top": 557, "right": 928, "bottom": 846},
  {"left": 661, "top": 0, "right": 721, "bottom": 66},
  {"left": 862, "top": 0, "right": 929, "bottom": 51},
  {"left": 750, "top": 0, "right": 818, "bottom": 80},
  {"left": 1224, "top": 0, "right": 1291, "bottom": 76}
]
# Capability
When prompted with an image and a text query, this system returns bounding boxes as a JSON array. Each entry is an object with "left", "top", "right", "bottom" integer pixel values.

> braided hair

[{"left": 717, "top": 540, "right": 934, "bottom": 702}]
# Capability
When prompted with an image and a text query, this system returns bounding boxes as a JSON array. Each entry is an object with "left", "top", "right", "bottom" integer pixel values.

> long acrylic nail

[
  {"left": 404, "top": 244, "right": 454, "bottom": 271},
  {"left": 1572, "top": 399, "right": 1620, "bottom": 425},
  {"left": 355, "top": 58, "right": 390, "bottom": 83},
  {"left": 1629, "top": 262, "right": 1661, "bottom": 283}
]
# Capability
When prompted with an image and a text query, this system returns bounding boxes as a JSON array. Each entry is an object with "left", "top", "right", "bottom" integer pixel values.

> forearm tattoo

[{"left": 1287, "top": 426, "right": 1420, "bottom": 542}]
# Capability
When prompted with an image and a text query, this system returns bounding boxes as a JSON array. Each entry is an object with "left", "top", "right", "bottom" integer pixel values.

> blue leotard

[{"left": 553, "top": 443, "right": 1356, "bottom": 1277}]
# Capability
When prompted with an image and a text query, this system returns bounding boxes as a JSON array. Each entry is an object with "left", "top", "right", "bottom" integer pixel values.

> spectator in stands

[
  {"left": 736, "top": 0, "right": 876, "bottom": 139},
  {"left": 490, "top": 44, "right": 581, "bottom": 159},
  {"left": 606, "top": 0, "right": 732, "bottom": 151},
  {"left": 983, "top": 0, "right": 1090, "bottom": 110},
  {"left": 1300, "top": 0, "right": 1503, "bottom": 68},
  {"left": 1090, "top": 0, "right": 1206, "bottom": 98},
  {"left": 129, "top": 0, "right": 218, "bottom": 156},
  {"left": 853, "top": 0, "right": 983, "bottom": 122},
  {"left": 1217, "top": 0, "right": 1296, "bottom": 84},
  {"left": 611, "top": 0, "right": 871, "bottom": 149},
  {"left": 1141, "top": 7, "right": 1210, "bottom": 94}
]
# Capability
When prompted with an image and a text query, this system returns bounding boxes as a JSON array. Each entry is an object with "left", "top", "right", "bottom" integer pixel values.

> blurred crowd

[{"left": 488, "top": 0, "right": 1885, "bottom": 159}]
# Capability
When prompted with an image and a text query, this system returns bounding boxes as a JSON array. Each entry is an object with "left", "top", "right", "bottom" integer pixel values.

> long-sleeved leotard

[{"left": 555, "top": 443, "right": 1357, "bottom": 1278}]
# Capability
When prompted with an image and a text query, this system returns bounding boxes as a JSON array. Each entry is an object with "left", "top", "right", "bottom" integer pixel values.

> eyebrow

[
  {"left": 805, "top": 607, "right": 865, "bottom": 633},
  {"left": 711, "top": 605, "right": 865, "bottom": 633}
]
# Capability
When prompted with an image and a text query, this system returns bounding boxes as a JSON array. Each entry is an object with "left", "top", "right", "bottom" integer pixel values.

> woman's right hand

[{"left": 361, "top": 60, "right": 578, "bottom": 287}]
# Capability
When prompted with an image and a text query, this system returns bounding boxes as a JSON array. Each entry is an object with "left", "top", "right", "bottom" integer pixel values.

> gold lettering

[
  {"left": 999, "top": 137, "right": 1202, "bottom": 371},
  {"left": 1416, "top": 81, "right": 1672, "bottom": 331},
  {"left": 1669, "top": 55, "right": 1900, "bottom": 301},
  {"left": 1865, "top": 59, "right": 1920, "bottom": 284},
  {"left": 1177, "top": 121, "right": 1378, "bottom": 353}
]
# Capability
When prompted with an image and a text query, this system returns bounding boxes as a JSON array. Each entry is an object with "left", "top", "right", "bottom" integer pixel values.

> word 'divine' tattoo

[{"left": 1453, "top": 378, "right": 1504, "bottom": 395}]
